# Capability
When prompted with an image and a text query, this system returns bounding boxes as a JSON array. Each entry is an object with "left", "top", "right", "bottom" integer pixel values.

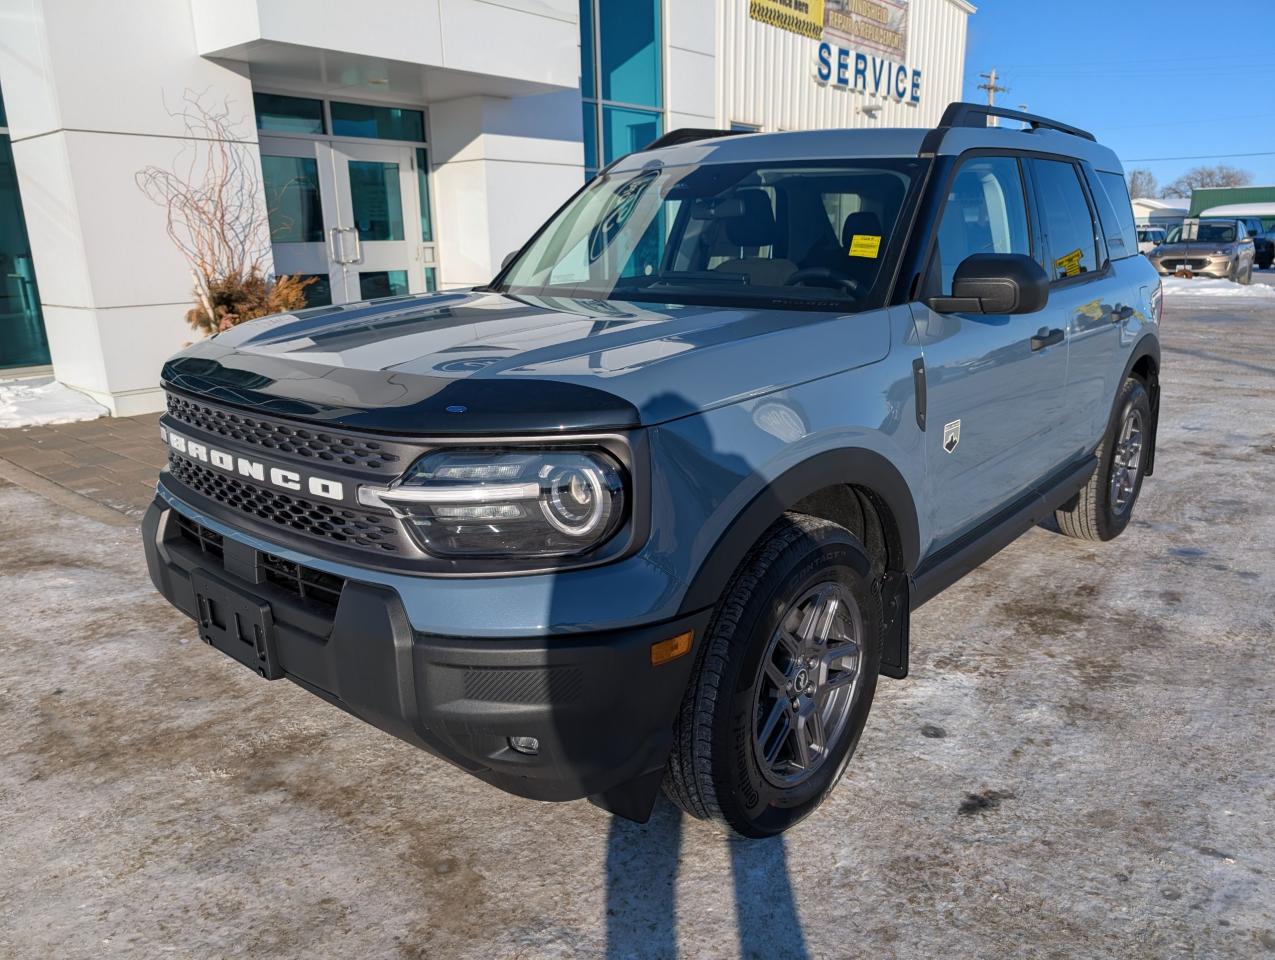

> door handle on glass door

[
  {"left": 328, "top": 227, "right": 345, "bottom": 265},
  {"left": 1031, "top": 327, "right": 1065, "bottom": 351}
]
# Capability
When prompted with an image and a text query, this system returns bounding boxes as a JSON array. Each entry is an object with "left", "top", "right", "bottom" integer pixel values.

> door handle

[
  {"left": 1112, "top": 304, "right": 1135, "bottom": 322},
  {"left": 345, "top": 227, "right": 362, "bottom": 264},
  {"left": 328, "top": 227, "right": 344, "bottom": 264},
  {"left": 1031, "top": 327, "right": 1065, "bottom": 351}
]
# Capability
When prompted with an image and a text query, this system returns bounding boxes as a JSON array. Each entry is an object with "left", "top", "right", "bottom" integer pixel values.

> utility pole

[{"left": 977, "top": 69, "right": 1008, "bottom": 126}]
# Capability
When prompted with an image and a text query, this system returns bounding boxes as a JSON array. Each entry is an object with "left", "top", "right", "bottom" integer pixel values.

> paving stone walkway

[{"left": 0, "top": 414, "right": 163, "bottom": 518}]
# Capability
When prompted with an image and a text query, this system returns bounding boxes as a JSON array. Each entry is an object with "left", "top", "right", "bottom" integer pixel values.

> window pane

[
  {"left": 293, "top": 273, "right": 332, "bottom": 307},
  {"left": 599, "top": 0, "right": 661, "bottom": 107},
  {"left": 0, "top": 134, "right": 50, "bottom": 368},
  {"left": 331, "top": 102, "right": 425, "bottom": 142},
  {"left": 359, "top": 270, "right": 409, "bottom": 300},
  {"left": 935, "top": 156, "right": 1031, "bottom": 294},
  {"left": 262, "top": 155, "right": 324, "bottom": 243},
  {"left": 579, "top": 0, "right": 596, "bottom": 99},
  {"left": 601, "top": 105, "right": 661, "bottom": 164},
  {"left": 582, "top": 102, "right": 599, "bottom": 171},
  {"left": 1095, "top": 171, "right": 1139, "bottom": 261},
  {"left": 415, "top": 148, "right": 433, "bottom": 241},
  {"left": 349, "top": 161, "right": 404, "bottom": 241},
  {"left": 253, "top": 93, "right": 325, "bottom": 135},
  {"left": 0, "top": 83, "right": 7, "bottom": 128},
  {"left": 425, "top": 266, "right": 437, "bottom": 292},
  {"left": 1032, "top": 159, "right": 1098, "bottom": 281}
]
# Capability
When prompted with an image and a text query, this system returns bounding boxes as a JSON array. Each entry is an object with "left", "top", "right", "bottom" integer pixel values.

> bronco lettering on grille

[{"left": 160, "top": 425, "right": 345, "bottom": 501}]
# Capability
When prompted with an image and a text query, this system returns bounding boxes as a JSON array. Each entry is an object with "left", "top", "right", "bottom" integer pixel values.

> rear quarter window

[{"left": 1093, "top": 171, "right": 1140, "bottom": 260}]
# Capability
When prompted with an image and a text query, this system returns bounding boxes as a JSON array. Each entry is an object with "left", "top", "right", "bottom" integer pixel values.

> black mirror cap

[
  {"left": 501, "top": 251, "right": 519, "bottom": 270},
  {"left": 928, "top": 253, "right": 1050, "bottom": 315}
]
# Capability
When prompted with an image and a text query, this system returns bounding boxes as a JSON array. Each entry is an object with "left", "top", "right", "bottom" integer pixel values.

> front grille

[
  {"left": 168, "top": 454, "right": 401, "bottom": 553},
  {"left": 173, "top": 514, "right": 345, "bottom": 609},
  {"left": 165, "top": 393, "right": 401, "bottom": 471},
  {"left": 1163, "top": 258, "right": 1209, "bottom": 271}
]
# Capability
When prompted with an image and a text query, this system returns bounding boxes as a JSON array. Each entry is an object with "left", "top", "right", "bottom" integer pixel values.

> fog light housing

[{"left": 508, "top": 736, "right": 540, "bottom": 755}]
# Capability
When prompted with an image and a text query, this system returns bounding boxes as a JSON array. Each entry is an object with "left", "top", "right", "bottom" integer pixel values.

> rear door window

[
  {"left": 933, "top": 155, "right": 1032, "bottom": 293},
  {"left": 1030, "top": 159, "right": 1101, "bottom": 281}
]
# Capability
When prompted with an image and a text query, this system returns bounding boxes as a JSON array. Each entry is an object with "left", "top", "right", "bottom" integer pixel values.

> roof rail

[
  {"left": 642, "top": 128, "right": 748, "bottom": 151},
  {"left": 938, "top": 102, "right": 1096, "bottom": 142}
]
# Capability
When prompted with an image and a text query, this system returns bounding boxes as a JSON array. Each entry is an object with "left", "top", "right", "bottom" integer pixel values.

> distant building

[
  {"left": 1131, "top": 197, "right": 1189, "bottom": 227},
  {"left": 1190, "top": 186, "right": 1275, "bottom": 230}
]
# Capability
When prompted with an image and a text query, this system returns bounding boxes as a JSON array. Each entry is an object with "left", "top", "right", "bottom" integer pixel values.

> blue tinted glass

[
  {"left": 582, "top": 102, "right": 598, "bottom": 170},
  {"left": 261, "top": 155, "right": 324, "bottom": 243},
  {"left": 602, "top": 105, "right": 661, "bottom": 164},
  {"left": 331, "top": 102, "right": 425, "bottom": 142},
  {"left": 599, "top": 0, "right": 661, "bottom": 107},
  {"left": 425, "top": 267, "right": 437, "bottom": 293},
  {"left": 0, "top": 84, "right": 7, "bottom": 128},
  {"left": 348, "top": 161, "right": 404, "bottom": 241},
  {"left": 579, "top": 0, "right": 596, "bottom": 99},
  {"left": 298, "top": 274, "right": 332, "bottom": 307},
  {"left": 360, "top": 270, "right": 409, "bottom": 300},
  {"left": 0, "top": 134, "right": 50, "bottom": 367},
  {"left": 253, "top": 93, "right": 325, "bottom": 134}
]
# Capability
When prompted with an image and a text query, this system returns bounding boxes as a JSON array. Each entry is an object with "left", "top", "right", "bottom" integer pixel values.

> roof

[
  {"left": 1199, "top": 202, "right": 1275, "bottom": 218},
  {"left": 1188, "top": 185, "right": 1275, "bottom": 217},
  {"left": 1132, "top": 197, "right": 1190, "bottom": 211},
  {"left": 611, "top": 123, "right": 1123, "bottom": 175}
]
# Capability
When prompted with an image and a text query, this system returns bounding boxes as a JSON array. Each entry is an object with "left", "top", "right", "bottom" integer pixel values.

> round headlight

[{"left": 366, "top": 447, "right": 627, "bottom": 559}]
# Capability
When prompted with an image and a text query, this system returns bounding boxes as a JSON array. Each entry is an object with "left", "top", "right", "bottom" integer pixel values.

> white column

[
  {"left": 429, "top": 91, "right": 585, "bottom": 289},
  {"left": 0, "top": 0, "right": 266, "bottom": 415}
]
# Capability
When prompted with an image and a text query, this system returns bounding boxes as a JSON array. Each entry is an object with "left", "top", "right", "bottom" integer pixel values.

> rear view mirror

[
  {"left": 928, "top": 253, "right": 1049, "bottom": 315},
  {"left": 501, "top": 251, "right": 518, "bottom": 270}
]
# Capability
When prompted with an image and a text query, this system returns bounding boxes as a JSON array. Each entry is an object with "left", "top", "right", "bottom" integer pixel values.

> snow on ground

[
  {"left": 1161, "top": 275, "right": 1275, "bottom": 298},
  {"left": 0, "top": 376, "right": 106, "bottom": 428}
]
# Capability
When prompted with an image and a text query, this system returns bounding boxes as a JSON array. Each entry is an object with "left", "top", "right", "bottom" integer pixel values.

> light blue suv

[{"left": 144, "top": 103, "right": 1162, "bottom": 837}]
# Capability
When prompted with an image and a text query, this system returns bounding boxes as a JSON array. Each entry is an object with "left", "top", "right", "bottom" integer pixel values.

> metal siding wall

[{"left": 717, "top": 0, "right": 969, "bottom": 132}]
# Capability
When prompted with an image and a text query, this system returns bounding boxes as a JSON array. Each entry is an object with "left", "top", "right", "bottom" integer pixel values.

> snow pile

[
  {"left": 1160, "top": 276, "right": 1275, "bottom": 299},
  {"left": 0, "top": 377, "right": 107, "bottom": 429}
]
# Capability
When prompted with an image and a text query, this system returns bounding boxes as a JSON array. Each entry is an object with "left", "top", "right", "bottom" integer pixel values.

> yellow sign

[
  {"left": 749, "top": 0, "right": 826, "bottom": 40},
  {"left": 1055, "top": 248, "right": 1084, "bottom": 278},
  {"left": 848, "top": 234, "right": 882, "bottom": 259}
]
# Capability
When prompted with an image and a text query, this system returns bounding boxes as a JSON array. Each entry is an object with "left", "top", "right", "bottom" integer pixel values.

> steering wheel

[{"left": 784, "top": 267, "right": 859, "bottom": 294}]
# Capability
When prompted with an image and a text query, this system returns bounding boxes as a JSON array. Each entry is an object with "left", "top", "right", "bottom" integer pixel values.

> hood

[{"left": 162, "top": 291, "right": 891, "bottom": 435}]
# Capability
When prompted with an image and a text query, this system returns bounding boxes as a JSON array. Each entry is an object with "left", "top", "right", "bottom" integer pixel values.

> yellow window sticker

[
  {"left": 848, "top": 234, "right": 882, "bottom": 259},
  {"left": 1055, "top": 248, "right": 1084, "bottom": 278}
]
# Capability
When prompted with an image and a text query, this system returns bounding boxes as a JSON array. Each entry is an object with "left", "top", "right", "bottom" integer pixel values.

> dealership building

[{"left": 0, "top": 0, "right": 972, "bottom": 415}]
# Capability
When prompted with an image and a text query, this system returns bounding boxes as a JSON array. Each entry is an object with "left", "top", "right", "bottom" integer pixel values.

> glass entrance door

[
  {"left": 261, "top": 134, "right": 437, "bottom": 306},
  {"left": 0, "top": 95, "right": 51, "bottom": 370}
]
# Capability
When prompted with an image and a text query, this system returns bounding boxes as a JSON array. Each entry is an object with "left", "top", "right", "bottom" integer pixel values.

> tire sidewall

[
  {"left": 710, "top": 526, "right": 880, "bottom": 837},
  {"left": 1096, "top": 378, "right": 1152, "bottom": 538}
]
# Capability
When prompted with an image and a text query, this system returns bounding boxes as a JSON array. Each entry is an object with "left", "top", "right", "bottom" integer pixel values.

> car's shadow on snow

[{"left": 603, "top": 798, "right": 810, "bottom": 960}]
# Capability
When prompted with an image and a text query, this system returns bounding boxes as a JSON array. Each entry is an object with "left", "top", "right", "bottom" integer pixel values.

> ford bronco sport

[{"left": 144, "top": 103, "right": 1162, "bottom": 838}]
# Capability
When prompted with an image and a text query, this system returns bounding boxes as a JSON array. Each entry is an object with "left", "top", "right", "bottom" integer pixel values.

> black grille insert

[
  {"left": 166, "top": 394, "right": 401, "bottom": 470},
  {"left": 173, "top": 514, "right": 345, "bottom": 610},
  {"left": 168, "top": 454, "right": 401, "bottom": 553}
]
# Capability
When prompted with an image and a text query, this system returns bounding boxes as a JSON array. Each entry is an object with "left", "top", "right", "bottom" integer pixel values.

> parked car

[
  {"left": 1147, "top": 219, "right": 1256, "bottom": 283},
  {"left": 1136, "top": 225, "right": 1166, "bottom": 255},
  {"left": 1234, "top": 217, "right": 1274, "bottom": 270},
  {"left": 144, "top": 102, "right": 1162, "bottom": 838}
]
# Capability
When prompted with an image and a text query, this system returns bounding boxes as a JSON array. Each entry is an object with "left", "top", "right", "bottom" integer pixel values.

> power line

[{"left": 1125, "top": 150, "right": 1275, "bottom": 162}]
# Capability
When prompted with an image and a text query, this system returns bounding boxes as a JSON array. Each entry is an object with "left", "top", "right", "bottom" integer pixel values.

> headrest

[
  {"left": 841, "top": 210, "right": 884, "bottom": 248},
  {"left": 725, "top": 189, "right": 777, "bottom": 247}
]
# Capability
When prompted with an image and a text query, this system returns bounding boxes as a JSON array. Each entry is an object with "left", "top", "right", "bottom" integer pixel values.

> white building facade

[{"left": 0, "top": 0, "right": 972, "bottom": 415}]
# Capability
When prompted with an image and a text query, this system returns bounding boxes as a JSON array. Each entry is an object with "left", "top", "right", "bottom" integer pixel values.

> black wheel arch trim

[
  {"left": 678, "top": 446, "right": 921, "bottom": 616},
  {"left": 1118, "top": 333, "right": 1161, "bottom": 476}
]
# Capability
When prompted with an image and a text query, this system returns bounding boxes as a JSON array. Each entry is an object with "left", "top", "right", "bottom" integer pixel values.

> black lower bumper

[{"left": 142, "top": 499, "right": 709, "bottom": 819}]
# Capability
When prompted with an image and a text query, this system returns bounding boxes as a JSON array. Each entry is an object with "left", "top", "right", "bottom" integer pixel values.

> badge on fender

[{"left": 943, "top": 419, "right": 961, "bottom": 453}]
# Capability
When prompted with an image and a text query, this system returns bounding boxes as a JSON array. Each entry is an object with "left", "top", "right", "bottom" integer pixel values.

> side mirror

[
  {"left": 501, "top": 251, "right": 519, "bottom": 270},
  {"left": 928, "top": 253, "right": 1049, "bottom": 315}
]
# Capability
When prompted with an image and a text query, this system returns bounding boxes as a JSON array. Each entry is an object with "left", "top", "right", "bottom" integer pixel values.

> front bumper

[
  {"left": 1149, "top": 254, "right": 1235, "bottom": 278},
  {"left": 143, "top": 498, "right": 710, "bottom": 814}
]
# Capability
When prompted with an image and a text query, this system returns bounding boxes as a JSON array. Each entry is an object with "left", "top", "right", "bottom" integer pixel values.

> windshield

[
  {"left": 491, "top": 158, "right": 927, "bottom": 311},
  {"left": 1166, "top": 222, "right": 1237, "bottom": 243}
]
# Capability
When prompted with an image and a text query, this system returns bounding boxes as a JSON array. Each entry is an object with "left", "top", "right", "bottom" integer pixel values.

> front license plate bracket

[{"left": 190, "top": 570, "right": 283, "bottom": 680}]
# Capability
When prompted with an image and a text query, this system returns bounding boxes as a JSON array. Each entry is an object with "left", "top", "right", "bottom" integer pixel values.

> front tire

[
  {"left": 664, "top": 514, "right": 881, "bottom": 837},
  {"left": 1055, "top": 377, "right": 1152, "bottom": 541}
]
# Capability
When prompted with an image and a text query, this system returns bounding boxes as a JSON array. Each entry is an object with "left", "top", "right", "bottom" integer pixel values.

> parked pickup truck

[{"left": 144, "top": 103, "right": 1162, "bottom": 838}]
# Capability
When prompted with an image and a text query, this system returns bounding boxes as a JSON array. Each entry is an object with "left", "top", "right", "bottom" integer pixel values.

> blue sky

[{"left": 962, "top": 0, "right": 1275, "bottom": 187}]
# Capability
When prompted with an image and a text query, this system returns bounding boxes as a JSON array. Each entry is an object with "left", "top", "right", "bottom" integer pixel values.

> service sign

[{"left": 750, "top": 0, "right": 922, "bottom": 106}]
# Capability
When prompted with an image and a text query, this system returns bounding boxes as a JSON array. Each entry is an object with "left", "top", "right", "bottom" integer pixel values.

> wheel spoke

[
  {"left": 758, "top": 698, "right": 791, "bottom": 763},
  {"left": 763, "top": 658, "right": 789, "bottom": 692}
]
